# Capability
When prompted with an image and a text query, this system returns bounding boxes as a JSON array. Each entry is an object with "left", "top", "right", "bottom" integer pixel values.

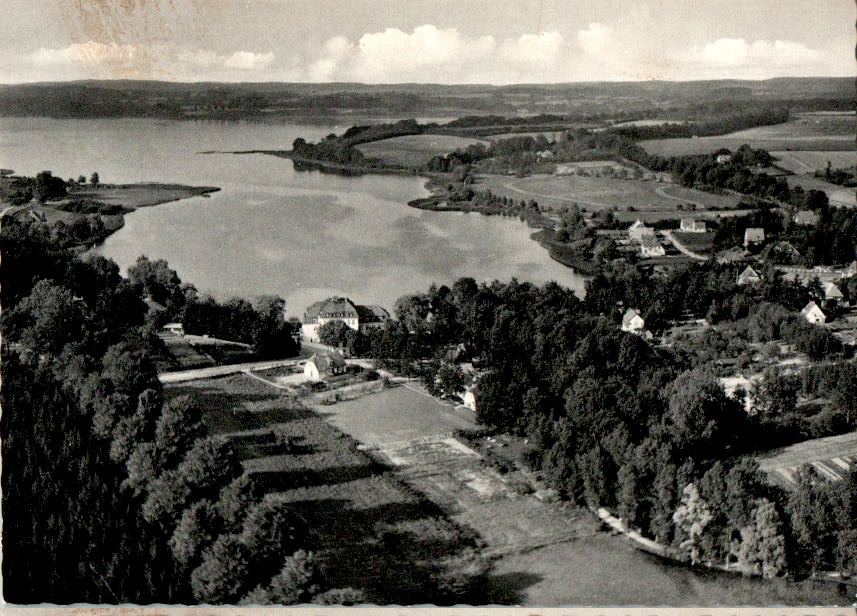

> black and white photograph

[{"left": 0, "top": 0, "right": 855, "bottom": 609}]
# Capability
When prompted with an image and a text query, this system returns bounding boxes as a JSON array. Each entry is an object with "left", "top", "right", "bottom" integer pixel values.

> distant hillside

[{"left": 0, "top": 77, "right": 851, "bottom": 121}]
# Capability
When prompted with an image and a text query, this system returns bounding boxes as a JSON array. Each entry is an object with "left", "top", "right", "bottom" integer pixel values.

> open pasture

[
  {"left": 641, "top": 115, "right": 854, "bottom": 156},
  {"left": 477, "top": 173, "right": 740, "bottom": 221},
  {"left": 164, "top": 374, "right": 484, "bottom": 604},
  {"left": 317, "top": 383, "right": 477, "bottom": 448},
  {"left": 356, "top": 134, "right": 487, "bottom": 167},
  {"left": 785, "top": 174, "right": 855, "bottom": 207},
  {"left": 773, "top": 150, "right": 857, "bottom": 175}
]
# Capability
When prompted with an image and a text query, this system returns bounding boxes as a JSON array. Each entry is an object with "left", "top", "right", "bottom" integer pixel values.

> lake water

[{"left": 0, "top": 117, "right": 585, "bottom": 316}]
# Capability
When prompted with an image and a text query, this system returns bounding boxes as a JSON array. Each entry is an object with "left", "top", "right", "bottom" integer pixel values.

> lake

[{"left": 0, "top": 117, "right": 585, "bottom": 316}]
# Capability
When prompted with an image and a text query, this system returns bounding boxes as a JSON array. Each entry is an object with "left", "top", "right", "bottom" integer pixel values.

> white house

[
  {"left": 716, "top": 153, "right": 732, "bottom": 164},
  {"left": 793, "top": 210, "right": 819, "bottom": 226},
  {"left": 737, "top": 265, "right": 761, "bottom": 286},
  {"left": 640, "top": 234, "right": 666, "bottom": 257},
  {"left": 801, "top": 301, "right": 826, "bottom": 325},
  {"left": 301, "top": 297, "right": 390, "bottom": 343},
  {"left": 162, "top": 322, "right": 185, "bottom": 337},
  {"left": 744, "top": 228, "right": 766, "bottom": 247},
  {"left": 680, "top": 219, "right": 707, "bottom": 233},
  {"left": 621, "top": 308, "right": 646, "bottom": 334},
  {"left": 303, "top": 352, "right": 347, "bottom": 381},
  {"left": 628, "top": 219, "right": 656, "bottom": 242},
  {"left": 823, "top": 282, "right": 845, "bottom": 305},
  {"left": 462, "top": 387, "right": 477, "bottom": 412}
]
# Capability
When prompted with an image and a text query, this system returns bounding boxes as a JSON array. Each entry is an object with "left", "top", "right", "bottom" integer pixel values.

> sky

[{"left": 0, "top": 0, "right": 853, "bottom": 84}]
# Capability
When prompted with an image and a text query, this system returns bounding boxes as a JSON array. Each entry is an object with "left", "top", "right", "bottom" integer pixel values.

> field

[
  {"left": 671, "top": 231, "right": 716, "bottom": 255},
  {"left": 68, "top": 183, "right": 220, "bottom": 208},
  {"left": 756, "top": 431, "right": 857, "bottom": 488},
  {"left": 478, "top": 173, "right": 742, "bottom": 222},
  {"left": 316, "top": 383, "right": 476, "bottom": 447},
  {"left": 785, "top": 175, "right": 855, "bottom": 207},
  {"left": 356, "top": 134, "right": 487, "bottom": 167},
  {"left": 641, "top": 114, "right": 854, "bottom": 156},
  {"left": 772, "top": 151, "right": 857, "bottom": 175},
  {"left": 163, "top": 374, "right": 485, "bottom": 604}
]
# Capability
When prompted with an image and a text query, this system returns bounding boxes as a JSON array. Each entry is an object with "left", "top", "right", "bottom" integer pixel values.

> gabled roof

[
  {"left": 744, "top": 228, "right": 765, "bottom": 242},
  {"left": 738, "top": 265, "right": 760, "bottom": 283},
  {"left": 304, "top": 296, "right": 359, "bottom": 322},
  {"left": 356, "top": 304, "right": 390, "bottom": 323},
  {"left": 308, "top": 351, "right": 346, "bottom": 373},
  {"left": 793, "top": 210, "right": 819, "bottom": 225},
  {"left": 823, "top": 282, "right": 844, "bottom": 300},
  {"left": 801, "top": 301, "right": 825, "bottom": 319},
  {"left": 622, "top": 308, "right": 644, "bottom": 329}
]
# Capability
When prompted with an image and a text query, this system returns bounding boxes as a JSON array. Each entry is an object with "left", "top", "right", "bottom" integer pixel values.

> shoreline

[{"left": 214, "top": 148, "right": 596, "bottom": 278}]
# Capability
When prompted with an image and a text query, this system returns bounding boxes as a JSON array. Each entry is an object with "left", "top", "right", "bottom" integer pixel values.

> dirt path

[
  {"left": 662, "top": 230, "right": 709, "bottom": 261},
  {"left": 159, "top": 357, "right": 300, "bottom": 383}
]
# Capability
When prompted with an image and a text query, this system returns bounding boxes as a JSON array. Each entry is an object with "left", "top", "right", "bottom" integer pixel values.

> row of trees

[
  {"left": 351, "top": 272, "right": 855, "bottom": 578},
  {"left": 0, "top": 215, "right": 329, "bottom": 603},
  {"left": 127, "top": 256, "right": 298, "bottom": 358}
]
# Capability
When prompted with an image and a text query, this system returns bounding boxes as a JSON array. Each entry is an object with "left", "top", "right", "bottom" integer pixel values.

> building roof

[
  {"left": 738, "top": 265, "right": 760, "bottom": 283},
  {"left": 680, "top": 218, "right": 706, "bottom": 230},
  {"left": 801, "top": 301, "right": 825, "bottom": 319},
  {"left": 622, "top": 308, "right": 644, "bottom": 329},
  {"left": 716, "top": 247, "right": 748, "bottom": 264},
  {"left": 307, "top": 351, "right": 346, "bottom": 373},
  {"left": 793, "top": 210, "right": 819, "bottom": 226},
  {"left": 744, "top": 228, "right": 766, "bottom": 243},
  {"left": 640, "top": 235, "right": 661, "bottom": 248},
  {"left": 304, "top": 297, "right": 359, "bottom": 322},
  {"left": 823, "top": 282, "right": 844, "bottom": 301},
  {"left": 629, "top": 219, "right": 653, "bottom": 231},
  {"left": 356, "top": 304, "right": 390, "bottom": 323}
]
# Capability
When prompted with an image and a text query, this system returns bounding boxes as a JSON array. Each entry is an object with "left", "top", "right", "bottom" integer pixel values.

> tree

[
  {"left": 239, "top": 497, "right": 305, "bottom": 570},
  {"left": 318, "top": 320, "right": 350, "bottom": 348},
  {"left": 90, "top": 172, "right": 100, "bottom": 186},
  {"left": 34, "top": 171, "right": 67, "bottom": 202},
  {"left": 732, "top": 498, "right": 787, "bottom": 579},
  {"left": 190, "top": 534, "right": 251, "bottom": 603},
  {"left": 672, "top": 483, "right": 713, "bottom": 565},
  {"left": 751, "top": 367, "right": 799, "bottom": 422},
  {"left": 169, "top": 499, "right": 221, "bottom": 569},
  {"left": 78, "top": 175, "right": 87, "bottom": 184},
  {"left": 9, "top": 279, "right": 86, "bottom": 354}
]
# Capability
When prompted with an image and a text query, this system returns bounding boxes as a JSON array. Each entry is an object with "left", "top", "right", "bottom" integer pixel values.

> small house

[
  {"left": 640, "top": 234, "right": 665, "bottom": 257},
  {"left": 716, "top": 247, "right": 747, "bottom": 265},
  {"left": 628, "top": 219, "right": 656, "bottom": 242},
  {"left": 303, "top": 352, "right": 347, "bottom": 381},
  {"left": 737, "top": 265, "right": 761, "bottom": 286},
  {"left": 680, "top": 219, "right": 707, "bottom": 233},
  {"left": 793, "top": 210, "right": 819, "bottom": 226},
  {"left": 162, "top": 322, "right": 185, "bottom": 337},
  {"left": 716, "top": 153, "right": 732, "bottom": 164},
  {"left": 744, "top": 228, "right": 766, "bottom": 248},
  {"left": 621, "top": 308, "right": 646, "bottom": 334},
  {"left": 801, "top": 301, "right": 826, "bottom": 325},
  {"left": 822, "top": 282, "right": 845, "bottom": 306}
]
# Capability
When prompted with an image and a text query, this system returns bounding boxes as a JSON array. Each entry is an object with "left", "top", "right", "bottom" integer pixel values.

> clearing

[
  {"left": 640, "top": 114, "right": 854, "bottom": 156},
  {"left": 163, "top": 374, "right": 484, "bottom": 604},
  {"left": 478, "top": 173, "right": 743, "bottom": 222},
  {"left": 756, "top": 431, "right": 857, "bottom": 488},
  {"left": 356, "top": 134, "right": 487, "bottom": 167}
]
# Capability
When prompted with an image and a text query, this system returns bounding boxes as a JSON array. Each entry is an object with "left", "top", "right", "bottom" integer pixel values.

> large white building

[{"left": 301, "top": 296, "right": 390, "bottom": 343}]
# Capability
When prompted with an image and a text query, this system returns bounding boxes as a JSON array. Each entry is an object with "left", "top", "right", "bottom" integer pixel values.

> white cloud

[
  {"left": 577, "top": 22, "right": 612, "bottom": 56},
  {"left": 679, "top": 38, "right": 825, "bottom": 78},
  {"left": 26, "top": 41, "right": 275, "bottom": 79}
]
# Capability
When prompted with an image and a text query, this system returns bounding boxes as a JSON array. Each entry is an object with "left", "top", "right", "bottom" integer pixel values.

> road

[
  {"left": 662, "top": 230, "right": 709, "bottom": 261},
  {"left": 159, "top": 357, "right": 300, "bottom": 383}
]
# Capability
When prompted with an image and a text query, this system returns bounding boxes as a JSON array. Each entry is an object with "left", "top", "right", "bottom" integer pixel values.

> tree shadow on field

[
  {"left": 249, "top": 462, "right": 385, "bottom": 494},
  {"left": 283, "top": 498, "right": 487, "bottom": 605},
  {"left": 227, "top": 432, "right": 317, "bottom": 460},
  {"left": 485, "top": 571, "right": 544, "bottom": 605}
]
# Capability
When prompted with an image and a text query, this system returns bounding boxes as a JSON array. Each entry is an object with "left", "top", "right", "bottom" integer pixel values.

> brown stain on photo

[{"left": 57, "top": 0, "right": 209, "bottom": 79}]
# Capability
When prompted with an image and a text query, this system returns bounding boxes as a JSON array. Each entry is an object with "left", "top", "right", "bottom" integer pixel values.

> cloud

[
  {"left": 26, "top": 41, "right": 275, "bottom": 79},
  {"left": 679, "top": 38, "right": 825, "bottom": 78},
  {"left": 577, "top": 22, "right": 612, "bottom": 56}
]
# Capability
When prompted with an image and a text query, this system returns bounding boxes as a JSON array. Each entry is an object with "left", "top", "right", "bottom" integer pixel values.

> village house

[
  {"left": 716, "top": 153, "right": 732, "bottom": 164},
  {"left": 793, "top": 210, "right": 819, "bottom": 226},
  {"left": 303, "top": 351, "right": 347, "bottom": 381},
  {"left": 679, "top": 219, "right": 707, "bottom": 233},
  {"left": 801, "top": 301, "right": 826, "bottom": 325},
  {"left": 301, "top": 296, "right": 390, "bottom": 343},
  {"left": 162, "top": 322, "right": 185, "bottom": 337},
  {"left": 640, "top": 234, "right": 666, "bottom": 257},
  {"left": 737, "top": 265, "right": 761, "bottom": 286},
  {"left": 822, "top": 282, "right": 845, "bottom": 306},
  {"left": 628, "top": 219, "right": 656, "bottom": 242},
  {"left": 716, "top": 246, "right": 748, "bottom": 265},
  {"left": 621, "top": 308, "right": 646, "bottom": 334},
  {"left": 764, "top": 241, "right": 803, "bottom": 265},
  {"left": 744, "top": 227, "right": 766, "bottom": 248}
]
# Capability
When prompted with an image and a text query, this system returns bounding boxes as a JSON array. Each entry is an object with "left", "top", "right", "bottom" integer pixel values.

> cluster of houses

[{"left": 627, "top": 220, "right": 666, "bottom": 257}]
